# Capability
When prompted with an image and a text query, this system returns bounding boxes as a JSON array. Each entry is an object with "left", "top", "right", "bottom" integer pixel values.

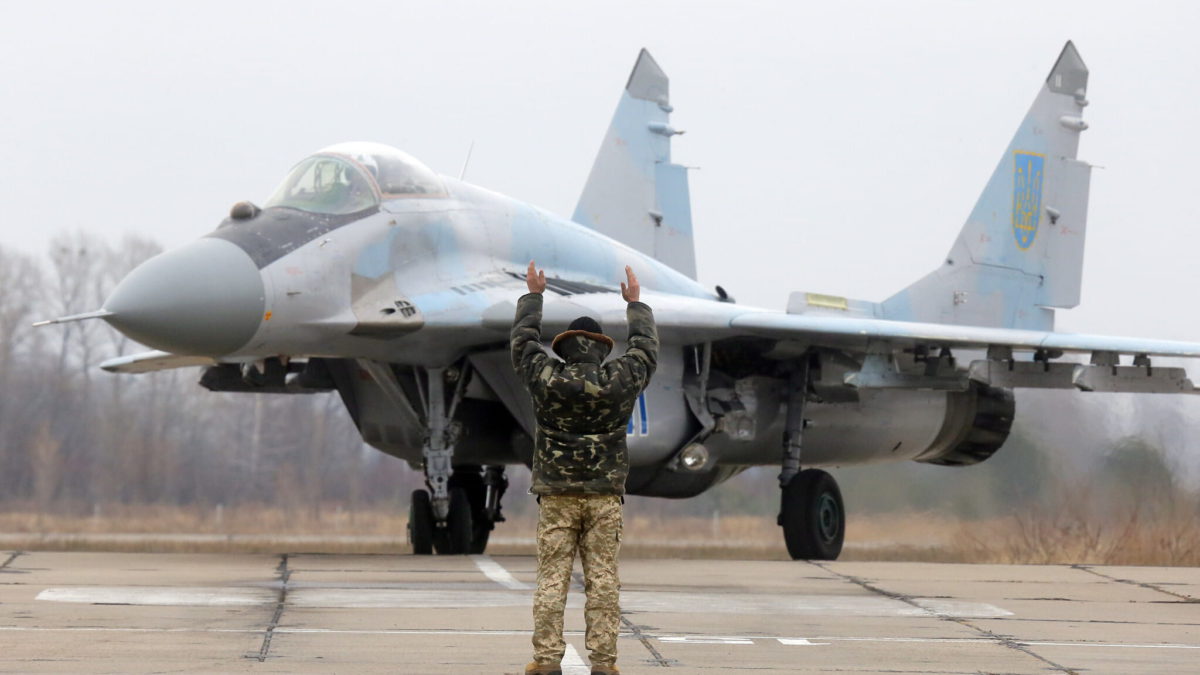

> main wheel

[
  {"left": 409, "top": 489, "right": 435, "bottom": 555},
  {"left": 780, "top": 469, "right": 845, "bottom": 560},
  {"left": 434, "top": 487, "right": 474, "bottom": 555},
  {"left": 468, "top": 527, "right": 491, "bottom": 555},
  {"left": 450, "top": 469, "right": 494, "bottom": 555}
]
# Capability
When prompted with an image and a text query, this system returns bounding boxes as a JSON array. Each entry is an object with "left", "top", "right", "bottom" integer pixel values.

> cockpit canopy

[{"left": 264, "top": 142, "right": 445, "bottom": 215}]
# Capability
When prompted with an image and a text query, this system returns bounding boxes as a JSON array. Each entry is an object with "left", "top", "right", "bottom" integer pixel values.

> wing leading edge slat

[{"left": 728, "top": 312, "right": 1200, "bottom": 358}]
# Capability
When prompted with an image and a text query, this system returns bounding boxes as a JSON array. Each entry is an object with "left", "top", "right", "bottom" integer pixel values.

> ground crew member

[{"left": 513, "top": 262, "right": 658, "bottom": 675}]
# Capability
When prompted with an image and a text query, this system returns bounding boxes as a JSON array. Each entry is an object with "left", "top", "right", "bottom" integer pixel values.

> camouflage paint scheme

[
  {"left": 511, "top": 292, "right": 658, "bottom": 496},
  {"left": 78, "top": 43, "right": 1200, "bottom": 504}
]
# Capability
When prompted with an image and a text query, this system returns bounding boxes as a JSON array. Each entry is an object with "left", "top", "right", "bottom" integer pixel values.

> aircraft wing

[
  {"left": 99, "top": 351, "right": 218, "bottom": 374},
  {"left": 484, "top": 291, "right": 1200, "bottom": 358},
  {"left": 514, "top": 291, "right": 1200, "bottom": 394},
  {"left": 642, "top": 299, "right": 1200, "bottom": 394},
  {"left": 729, "top": 311, "right": 1200, "bottom": 358}
]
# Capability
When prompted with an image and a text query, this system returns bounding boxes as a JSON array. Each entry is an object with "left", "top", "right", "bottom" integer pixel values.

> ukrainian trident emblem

[{"left": 1012, "top": 151, "right": 1045, "bottom": 250}]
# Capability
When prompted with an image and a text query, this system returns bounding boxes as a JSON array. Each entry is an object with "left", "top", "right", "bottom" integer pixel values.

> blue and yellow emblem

[{"left": 1012, "top": 151, "right": 1045, "bottom": 250}]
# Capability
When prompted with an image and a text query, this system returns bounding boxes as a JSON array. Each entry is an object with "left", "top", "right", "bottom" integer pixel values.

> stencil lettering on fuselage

[
  {"left": 1012, "top": 151, "right": 1045, "bottom": 250},
  {"left": 626, "top": 392, "right": 649, "bottom": 436}
]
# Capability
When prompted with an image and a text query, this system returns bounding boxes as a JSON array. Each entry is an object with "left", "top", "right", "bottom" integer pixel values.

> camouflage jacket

[{"left": 511, "top": 292, "right": 658, "bottom": 495}]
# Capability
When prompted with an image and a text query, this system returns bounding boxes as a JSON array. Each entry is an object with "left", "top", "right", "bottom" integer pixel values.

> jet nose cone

[{"left": 104, "top": 238, "right": 265, "bottom": 356}]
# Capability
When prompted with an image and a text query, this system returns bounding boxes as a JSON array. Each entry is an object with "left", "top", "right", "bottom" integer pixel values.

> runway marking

[
  {"left": 33, "top": 584, "right": 1011, "bottom": 617},
  {"left": 36, "top": 586, "right": 274, "bottom": 606},
  {"left": 2, "top": 625, "right": 1198, "bottom": 652},
  {"left": 562, "top": 644, "right": 588, "bottom": 674},
  {"left": 288, "top": 588, "right": 532, "bottom": 608},
  {"left": 471, "top": 555, "right": 531, "bottom": 590},
  {"left": 660, "top": 636, "right": 754, "bottom": 645},
  {"left": 777, "top": 636, "right": 1200, "bottom": 650}
]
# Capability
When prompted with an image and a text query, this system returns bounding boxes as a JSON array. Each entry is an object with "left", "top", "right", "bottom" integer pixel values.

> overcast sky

[{"left": 2, "top": 1, "right": 1198, "bottom": 343}]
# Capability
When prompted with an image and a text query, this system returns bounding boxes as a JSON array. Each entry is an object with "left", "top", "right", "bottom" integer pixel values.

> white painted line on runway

[
  {"left": 287, "top": 588, "right": 532, "bottom": 608},
  {"left": 35, "top": 586, "right": 273, "bottom": 606},
  {"left": 660, "top": 636, "right": 754, "bottom": 645},
  {"left": 562, "top": 644, "right": 588, "bottom": 674},
  {"left": 3, "top": 625, "right": 1200, "bottom": 652},
  {"left": 913, "top": 598, "right": 1014, "bottom": 618},
  {"left": 471, "top": 555, "right": 532, "bottom": 590},
  {"left": 1019, "top": 640, "right": 1200, "bottom": 650},
  {"left": 790, "top": 636, "right": 995, "bottom": 646},
  {"left": 280, "top": 628, "right": 547, "bottom": 637},
  {"left": 0, "top": 626, "right": 262, "bottom": 634},
  {"left": 623, "top": 592, "right": 1011, "bottom": 618},
  {"left": 776, "top": 636, "right": 1200, "bottom": 650},
  {"left": 32, "top": 584, "right": 1009, "bottom": 617}
]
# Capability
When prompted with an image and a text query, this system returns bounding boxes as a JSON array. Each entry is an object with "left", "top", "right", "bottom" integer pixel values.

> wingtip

[
  {"left": 1047, "top": 40, "right": 1089, "bottom": 96},
  {"left": 626, "top": 48, "right": 669, "bottom": 104}
]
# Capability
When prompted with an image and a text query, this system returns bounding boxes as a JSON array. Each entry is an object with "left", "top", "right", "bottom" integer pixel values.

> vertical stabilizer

[
  {"left": 883, "top": 42, "right": 1092, "bottom": 330},
  {"left": 573, "top": 50, "right": 697, "bottom": 279}
]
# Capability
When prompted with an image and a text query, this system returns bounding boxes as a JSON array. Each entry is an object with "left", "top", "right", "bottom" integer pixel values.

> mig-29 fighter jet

[{"left": 38, "top": 43, "right": 1200, "bottom": 560}]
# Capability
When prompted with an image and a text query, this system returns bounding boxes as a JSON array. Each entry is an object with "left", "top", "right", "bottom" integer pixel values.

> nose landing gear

[{"left": 387, "top": 362, "right": 506, "bottom": 556}]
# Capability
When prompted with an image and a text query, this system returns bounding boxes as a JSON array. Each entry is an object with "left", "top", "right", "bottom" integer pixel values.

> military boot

[
  {"left": 591, "top": 665, "right": 620, "bottom": 675},
  {"left": 524, "top": 662, "right": 562, "bottom": 675}
]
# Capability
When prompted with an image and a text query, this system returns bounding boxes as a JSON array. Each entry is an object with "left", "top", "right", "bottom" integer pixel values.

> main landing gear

[
  {"left": 405, "top": 364, "right": 507, "bottom": 555},
  {"left": 778, "top": 357, "right": 846, "bottom": 560}
]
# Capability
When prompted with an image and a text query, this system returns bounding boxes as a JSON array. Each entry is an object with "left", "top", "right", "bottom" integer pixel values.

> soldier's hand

[
  {"left": 526, "top": 261, "right": 547, "bottom": 294},
  {"left": 620, "top": 265, "right": 640, "bottom": 303}
]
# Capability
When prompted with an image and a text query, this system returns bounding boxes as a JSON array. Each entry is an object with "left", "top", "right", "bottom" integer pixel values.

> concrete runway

[{"left": 1, "top": 550, "right": 1197, "bottom": 673}]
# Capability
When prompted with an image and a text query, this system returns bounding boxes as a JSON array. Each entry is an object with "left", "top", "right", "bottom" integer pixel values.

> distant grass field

[{"left": 1, "top": 502, "right": 1195, "bottom": 565}]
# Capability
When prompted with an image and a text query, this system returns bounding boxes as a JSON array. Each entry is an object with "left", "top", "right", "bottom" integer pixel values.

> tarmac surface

[{"left": 0, "top": 550, "right": 1197, "bottom": 674}]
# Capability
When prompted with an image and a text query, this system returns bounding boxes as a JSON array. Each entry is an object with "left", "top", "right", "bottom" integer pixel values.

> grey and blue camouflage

[{"left": 511, "top": 292, "right": 658, "bottom": 495}]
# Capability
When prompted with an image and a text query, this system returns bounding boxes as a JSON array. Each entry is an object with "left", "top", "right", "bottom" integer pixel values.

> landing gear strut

[
  {"left": 777, "top": 357, "right": 845, "bottom": 560},
  {"left": 403, "top": 362, "right": 508, "bottom": 555}
]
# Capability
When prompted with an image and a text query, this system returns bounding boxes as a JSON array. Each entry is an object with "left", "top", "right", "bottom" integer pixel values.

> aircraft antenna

[{"left": 458, "top": 141, "right": 475, "bottom": 180}]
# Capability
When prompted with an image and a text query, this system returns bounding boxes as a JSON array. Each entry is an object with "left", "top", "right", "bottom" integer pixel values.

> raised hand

[
  {"left": 526, "top": 260, "right": 547, "bottom": 294},
  {"left": 620, "top": 265, "right": 640, "bottom": 303}
]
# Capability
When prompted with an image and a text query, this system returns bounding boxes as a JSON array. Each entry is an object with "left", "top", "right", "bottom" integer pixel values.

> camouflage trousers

[{"left": 532, "top": 494, "right": 623, "bottom": 668}]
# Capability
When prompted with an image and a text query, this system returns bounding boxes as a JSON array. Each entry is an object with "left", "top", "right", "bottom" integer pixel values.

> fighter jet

[{"left": 36, "top": 43, "right": 1200, "bottom": 560}]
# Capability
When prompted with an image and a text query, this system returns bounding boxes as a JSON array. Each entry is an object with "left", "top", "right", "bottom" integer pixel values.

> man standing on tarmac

[{"left": 513, "top": 262, "right": 658, "bottom": 675}]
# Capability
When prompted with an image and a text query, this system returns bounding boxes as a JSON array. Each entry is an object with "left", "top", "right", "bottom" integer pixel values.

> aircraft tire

[
  {"left": 780, "top": 469, "right": 845, "bottom": 560},
  {"left": 440, "top": 487, "right": 474, "bottom": 555},
  {"left": 409, "top": 489, "right": 435, "bottom": 555},
  {"left": 468, "top": 527, "right": 490, "bottom": 555},
  {"left": 450, "top": 470, "right": 493, "bottom": 554}
]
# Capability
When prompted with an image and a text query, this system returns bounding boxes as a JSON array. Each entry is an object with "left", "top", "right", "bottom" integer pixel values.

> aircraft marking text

[{"left": 626, "top": 393, "right": 649, "bottom": 436}]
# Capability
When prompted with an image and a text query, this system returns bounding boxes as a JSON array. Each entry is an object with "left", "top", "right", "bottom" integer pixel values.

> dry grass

[
  {"left": 0, "top": 501, "right": 1196, "bottom": 565},
  {"left": 950, "top": 502, "right": 1200, "bottom": 566}
]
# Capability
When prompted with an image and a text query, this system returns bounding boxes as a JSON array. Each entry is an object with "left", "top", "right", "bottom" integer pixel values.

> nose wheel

[
  {"left": 408, "top": 468, "right": 505, "bottom": 555},
  {"left": 408, "top": 489, "right": 435, "bottom": 555}
]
